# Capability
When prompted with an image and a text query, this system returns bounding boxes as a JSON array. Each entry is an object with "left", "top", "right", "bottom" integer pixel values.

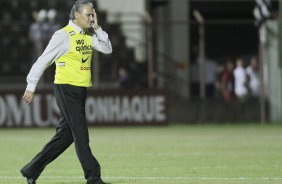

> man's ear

[{"left": 74, "top": 11, "right": 79, "bottom": 19}]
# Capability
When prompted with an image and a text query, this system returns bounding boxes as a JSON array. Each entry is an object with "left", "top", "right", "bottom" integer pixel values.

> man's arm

[
  {"left": 91, "top": 9, "right": 112, "bottom": 54},
  {"left": 23, "top": 30, "right": 69, "bottom": 104},
  {"left": 92, "top": 28, "right": 112, "bottom": 54}
]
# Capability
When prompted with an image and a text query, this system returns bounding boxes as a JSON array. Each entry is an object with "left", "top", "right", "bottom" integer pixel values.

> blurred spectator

[
  {"left": 205, "top": 58, "right": 218, "bottom": 97},
  {"left": 221, "top": 61, "right": 235, "bottom": 102},
  {"left": 233, "top": 58, "right": 249, "bottom": 101},
  {"left": 191, "top": 60, "right": 200, "bottom": 96},
  {"left": 118, "top": 67, "right": 131, "bottom": 88},
  {"left": 29, "top": 9, "right": 47, "bottom": 63},
  {"left": 246, "top": 56, "right": 260, "bottom": 98},
  {"left": 28, "top": 9, "right": 60, "bottom": 82},
  {"left": 214, "top": 63, "right": 224, "bottom": 98},
  {"left": 43, "top": 9, "right": 61, "bottom": 83},
  {"left": 191, "top": 57, "right": 218, "bottom": 97},
  {"left": 46, "top": 9, "right": 61, "bottom": 40}
]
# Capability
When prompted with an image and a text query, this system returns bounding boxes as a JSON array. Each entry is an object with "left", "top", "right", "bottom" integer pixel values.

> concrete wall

[
  {"left": 98, "top": 0, "right": 190, "bottom": 97},
  {"left": 263, "top": 21, "right": 282, "bottom": 121},
  {"left": 153, "top": 0, "right": 190, "bottom": 98},
  {"left": 169, "top": 0, "right": 190, "bottom": 98},
  {"left": 97, "top": 0, "right": 146, "bottom": 62}
]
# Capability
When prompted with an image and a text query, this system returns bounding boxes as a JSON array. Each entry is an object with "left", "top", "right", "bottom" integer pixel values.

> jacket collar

[{"left": 69, "top": 20, "right": 85, "bottom": 34}]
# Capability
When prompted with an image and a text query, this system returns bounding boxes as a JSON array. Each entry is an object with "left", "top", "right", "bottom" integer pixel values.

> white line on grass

[
  {"left": 1, "top": 176, "right": 282, "bottom": 181},
  {"left": 107, "top": 176, "right": 282, "bottom": 180}
]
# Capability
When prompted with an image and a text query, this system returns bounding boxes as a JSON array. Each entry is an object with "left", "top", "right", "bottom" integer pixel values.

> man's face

[{"left": 75, "top": 4, "right": 94, "bottom": 29}]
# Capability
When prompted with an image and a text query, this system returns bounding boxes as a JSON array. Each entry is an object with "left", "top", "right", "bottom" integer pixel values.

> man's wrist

[{"left": 26, "top": 83, "right": 36, "bottom": 93}]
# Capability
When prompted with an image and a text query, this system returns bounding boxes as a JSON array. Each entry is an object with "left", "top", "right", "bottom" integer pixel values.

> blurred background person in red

[{"left": 221, "top": 60, "right": 235, "bottom": 102}]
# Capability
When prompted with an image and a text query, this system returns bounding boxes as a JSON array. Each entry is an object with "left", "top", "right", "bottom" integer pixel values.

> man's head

[
  {"left": 250, "top": 57, "right": 258, "bottom": 69},
  {"left": 226, "top": 61, "right": 234, "bottom": 71},
  {"left": 236, "top": 58, "right": 244, "bottom": 67},
  {"left": 70, "top": 0, "right": 94, "bottom": 30}
]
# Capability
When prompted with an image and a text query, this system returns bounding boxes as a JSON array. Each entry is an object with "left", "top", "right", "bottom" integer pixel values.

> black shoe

[
  {"left": 26, "top": 177, "right": 36, "bottom": 184},
  {"left": 93, "top": 179, "right": 110, "bottom": 184},
  {"left": 96, "top": 182, "right": 110, "bottom": 184},
  {"left": 21, "top": 170, "right": 36, "bottom": 184},
  {"left": 100, "top": 181, "right": 110, "bottom": 184}
]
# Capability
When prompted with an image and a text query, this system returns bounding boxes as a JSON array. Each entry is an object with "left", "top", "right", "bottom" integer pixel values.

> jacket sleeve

[
  {"left": 26, "top": 30, "right": 69, "bottom": 92},
  {"left": 92, "top": 27, "right": 112, "bottom": 54}
]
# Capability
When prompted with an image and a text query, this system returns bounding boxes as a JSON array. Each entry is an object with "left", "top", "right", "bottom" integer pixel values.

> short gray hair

[{"left": 69, "top": 0, "right": 93, "bottom": 20}]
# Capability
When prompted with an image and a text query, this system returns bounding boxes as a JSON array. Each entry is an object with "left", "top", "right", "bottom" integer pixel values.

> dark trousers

[{"left": 21, "top": 84, "right": 102, "bottom": 184}]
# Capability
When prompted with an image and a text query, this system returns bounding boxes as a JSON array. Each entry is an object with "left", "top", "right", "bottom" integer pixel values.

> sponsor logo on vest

[
  {"left": 58, "top": 62, "right": 65, "bottom": 66},
  {"left": 75, "top": 39, "right": 92, "bottom": 54},
  {"left": 82, "top": 56, "right": 90, "bottom": 63},
  {"left": 81, "top": 66, "right": 91, "bottom": 70},
  {"left": 76, "top": 39, "right": 92, "bottom": 52},
  {"left": 76, "top": 45, "right": 92, "bottom": 52},
  {"left": 69, "top": 31, "right": 76, "bottom": 36},
  {"left": 76, "top": 39, "right": 84, "bottom": 45},
  {"left": 82, "top": 51, "right": 92, "bottom": 55}
]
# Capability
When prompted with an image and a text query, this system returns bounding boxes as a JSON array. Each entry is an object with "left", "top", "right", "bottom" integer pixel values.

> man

[
  {"left": 221, "top": 61, "right": 235, "bottom": 102},
  {"left": 233, "top": 58, "right": 248, "bottom": 101},
  {"left": 246, "top": 56, "right": 260, "bottom": 98},
  {"left": 20, "top": 1, "right": 112, "bottom": 184}
]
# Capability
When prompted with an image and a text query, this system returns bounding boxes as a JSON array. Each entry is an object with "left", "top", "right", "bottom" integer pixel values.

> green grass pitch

[{"left": 0, "top": 124, "right": 282, "bottom": 184}]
